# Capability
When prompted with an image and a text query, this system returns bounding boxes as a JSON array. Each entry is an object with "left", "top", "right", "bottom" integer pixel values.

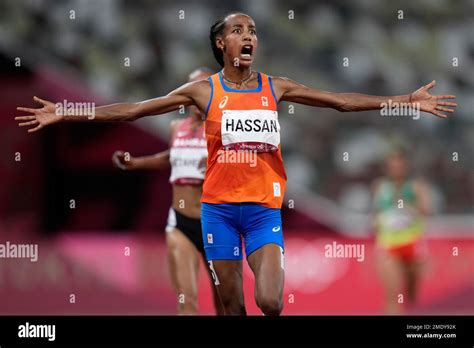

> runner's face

[
  {"left": 218, "top": 14, "right": 258, "bottom": 68},
  {"left": 188, "top": 70, "right": 212, "bottom": 119},
  {"left": 386, "top": 154, "right": 408, "bottom": 179}
]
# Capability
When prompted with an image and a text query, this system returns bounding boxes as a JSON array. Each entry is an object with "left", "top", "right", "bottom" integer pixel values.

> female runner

[
  {"left": 15, "top": 12, "right": 456, "bottom": 315},
  {"left": 373, "top": 150, "right": 430, "bottom": 314},
  {"left": 112, "top": 67, "right": 223, "bottom": 315}
]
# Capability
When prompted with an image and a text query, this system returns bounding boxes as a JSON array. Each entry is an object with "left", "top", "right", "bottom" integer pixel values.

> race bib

[
  {"left": 221, "top": 109, "right": 280, "bottom": 153},
  {"left": 169, "top": 147, "right": 207, "bottom": 184},
  {"left": 379, "top": 208, "right": 417, "bottom": 231}
]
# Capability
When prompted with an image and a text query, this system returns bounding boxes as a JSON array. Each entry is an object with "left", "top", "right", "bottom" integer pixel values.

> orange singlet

[{"left": 202, "top": 71, "right": 287, "bottom": 209}]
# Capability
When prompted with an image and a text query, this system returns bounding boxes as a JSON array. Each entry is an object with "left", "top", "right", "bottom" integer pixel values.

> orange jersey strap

[{"left": 202, "top": 72, "right": 286, "bottom": 208}]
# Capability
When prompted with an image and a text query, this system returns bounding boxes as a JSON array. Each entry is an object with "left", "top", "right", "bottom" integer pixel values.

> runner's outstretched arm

[
  {"left": 273, "top": 78, "right": 456, "bottom": 118},
  {"left": 15, "top": 80, "right": 210, "bottom": 132}
]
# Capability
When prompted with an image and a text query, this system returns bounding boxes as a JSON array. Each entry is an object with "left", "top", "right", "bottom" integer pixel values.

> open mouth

[{"left": 241, "top": 45, "right": 253, "bottom": 58}]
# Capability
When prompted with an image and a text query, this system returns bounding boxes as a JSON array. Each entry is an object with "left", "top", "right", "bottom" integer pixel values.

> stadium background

[{"left": 0, "top": 0, "right": 472, "bottom": 314}]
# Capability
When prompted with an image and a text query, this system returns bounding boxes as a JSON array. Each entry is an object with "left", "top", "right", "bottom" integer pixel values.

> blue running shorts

[{"left": 201, "top": 202, "right": 284, "bottom": 260}]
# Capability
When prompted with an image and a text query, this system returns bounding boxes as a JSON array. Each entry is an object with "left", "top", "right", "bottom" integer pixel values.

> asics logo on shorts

[{"left": 272, "top": 226, "right": 281, "bottom": 232}]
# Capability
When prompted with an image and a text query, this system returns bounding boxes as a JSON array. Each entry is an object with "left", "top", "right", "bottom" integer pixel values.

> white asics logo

[
  {"left": 219, "top": 96, "right": 229, "bottom": 109},
  {"left": 272, "top": 226, "right": 281, "bottom": 232}
]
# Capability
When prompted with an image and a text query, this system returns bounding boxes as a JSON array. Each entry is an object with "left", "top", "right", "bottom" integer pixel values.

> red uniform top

[{"left": 201, "top": 71, "right": 287, "bottom": 208}]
